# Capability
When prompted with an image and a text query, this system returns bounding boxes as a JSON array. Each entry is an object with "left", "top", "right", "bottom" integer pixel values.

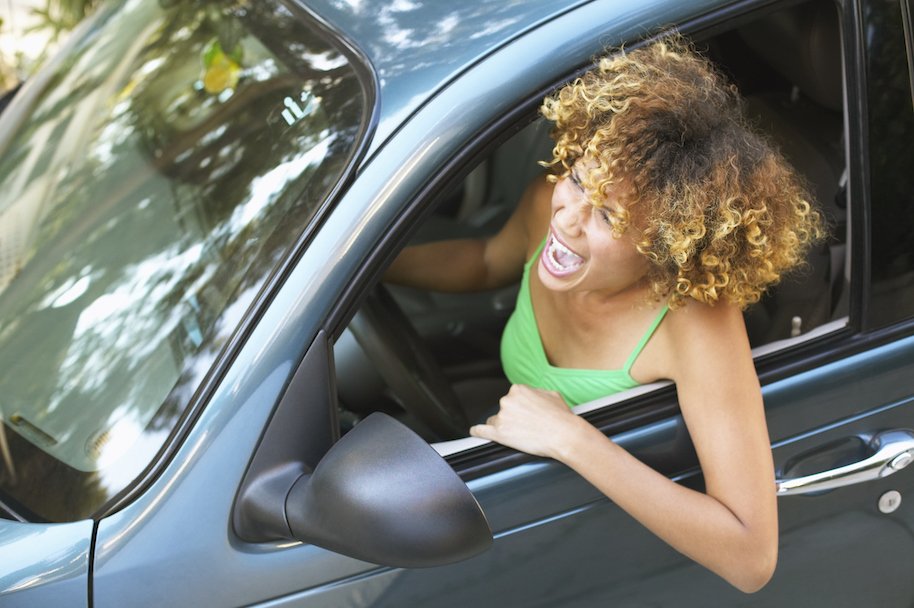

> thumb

[{"left": 469, "top": 424, "right": 495, "bottom": 440}]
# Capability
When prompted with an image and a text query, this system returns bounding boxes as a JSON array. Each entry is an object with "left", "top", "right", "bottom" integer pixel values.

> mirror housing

[
  {"left": 233, "top": 332, "right": 491, "bottom": 567},
  {"left": 286, "top": 412, "right": 491, "bottom": 566}
]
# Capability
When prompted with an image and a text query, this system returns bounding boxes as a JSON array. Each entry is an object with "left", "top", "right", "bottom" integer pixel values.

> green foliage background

[
  {"left": 30, "top": 0, "right": 102, "bottom": 42},
  {"left": 1, "top": 0, "right": 102, "bottom": 93}
]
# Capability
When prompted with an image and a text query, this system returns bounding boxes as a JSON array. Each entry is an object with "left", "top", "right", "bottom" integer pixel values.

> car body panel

[
  {"left": 304, "top": 0, "right": 726, "bottom": 158},
  {"left": 0, "top": 518, "right": 91, "bottom": 608},
  {"left": 303, "top": 0, "right": 590, "bottom": 156},
  {"left": 89, "top": 2, "right": 734, "bottom": 605},
  {"left": 230, "top": 328, "right": 914, "bottom": 605},
  {"left": 317, "top": 337, "right": 914, "bottom": 607},
  {"left": 91, "top": 359, "right": 376, "bottom": 608},
  {"left": 6, "top": 0, "right": 914, "bottom": 605}
]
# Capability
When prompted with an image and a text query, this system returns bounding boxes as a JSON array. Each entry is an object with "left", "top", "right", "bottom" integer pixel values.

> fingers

[
  {"left": 471, "top": 412, "right": 501, "bottom": 439},
  {"left": 469, "top": 424, "right": 495, "bottom": 440},
  {"left": 469, "top": 385, "right": 570, "bottom": 458}
]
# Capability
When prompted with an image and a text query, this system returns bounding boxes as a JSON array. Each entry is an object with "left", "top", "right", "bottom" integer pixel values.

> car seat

[{"left": 737, "top": 0, "right": 848, "bottom": 345}]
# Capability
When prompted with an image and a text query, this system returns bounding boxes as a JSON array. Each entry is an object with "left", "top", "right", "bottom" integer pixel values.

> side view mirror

[
  {"left": 233, "top": 333, "right": 491, "bottom": 567},
  {"left": 290, "top": 412, "right": 490, "bottom": 566}
]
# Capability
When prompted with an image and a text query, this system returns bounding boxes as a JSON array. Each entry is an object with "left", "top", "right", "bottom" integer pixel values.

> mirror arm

[{"left": 233, "top": 331, "right": 338, "bottom": 542}]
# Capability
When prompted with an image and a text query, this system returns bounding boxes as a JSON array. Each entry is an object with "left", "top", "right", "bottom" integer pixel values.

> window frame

[{"left": 323, "top": 0, "right": 876, "bottom": 477}]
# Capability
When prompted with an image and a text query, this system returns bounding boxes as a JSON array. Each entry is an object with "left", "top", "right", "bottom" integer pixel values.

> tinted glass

[
  {"left": 864, "top": 0, "right": 914, "bottom": 325},
  {"left": 0, "top": 0, "right": 367, "bottom": 520}
]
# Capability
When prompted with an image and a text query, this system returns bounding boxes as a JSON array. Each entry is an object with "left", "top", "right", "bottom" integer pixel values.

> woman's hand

[{"left": 469, "top": 384, "right": 589, "bottom": 459}]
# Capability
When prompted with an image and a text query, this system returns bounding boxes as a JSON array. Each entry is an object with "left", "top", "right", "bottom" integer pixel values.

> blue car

[{"left": 1, "top": 0, "right": 913, "bottom": 605}]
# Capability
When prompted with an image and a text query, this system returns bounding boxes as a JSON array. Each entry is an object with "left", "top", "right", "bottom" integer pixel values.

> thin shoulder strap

[{"left": 623, "top": 304, "right": 670, "bottom": 372}]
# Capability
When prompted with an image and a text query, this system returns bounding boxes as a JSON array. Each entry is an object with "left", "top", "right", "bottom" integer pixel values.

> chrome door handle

[{"left": 776, "top": 430, "right": 914, "bottom": 496}]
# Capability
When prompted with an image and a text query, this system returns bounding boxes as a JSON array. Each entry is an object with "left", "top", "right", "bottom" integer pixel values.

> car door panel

[
  {"left": 269, "top": 2, "right": 914, "bottom": 599},
  {"left": 278, "top": 332, "right": 914, "bottom": 607}
]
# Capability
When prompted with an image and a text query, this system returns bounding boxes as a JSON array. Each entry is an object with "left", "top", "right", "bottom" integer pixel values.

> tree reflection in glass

[{"left": 0, "top": 0, "right": 367, "bottom": 520}]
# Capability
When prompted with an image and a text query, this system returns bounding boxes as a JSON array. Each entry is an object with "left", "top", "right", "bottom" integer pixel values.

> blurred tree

[{"left": 29, "top": 0, "right": 101, "bottom": 43}]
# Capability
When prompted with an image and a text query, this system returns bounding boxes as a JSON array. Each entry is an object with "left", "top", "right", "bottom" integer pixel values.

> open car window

[{"left": 333, "top": 0, "right": 850, "bottom": 456}]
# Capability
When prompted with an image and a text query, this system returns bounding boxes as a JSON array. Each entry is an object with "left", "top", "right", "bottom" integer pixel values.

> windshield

[{"left": 0, "top": 0, "right": 369, "bottom": 521}]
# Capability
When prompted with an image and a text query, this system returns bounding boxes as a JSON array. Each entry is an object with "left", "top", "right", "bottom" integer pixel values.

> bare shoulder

[
  {"left": 665, "top": 298, "right": 747, "bottom": 342},
  {"left": 662, "top": 299, "right": 754, "bottom": 382}
]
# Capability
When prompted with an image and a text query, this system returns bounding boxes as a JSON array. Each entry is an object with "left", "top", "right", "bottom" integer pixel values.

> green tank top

[{"left": 500, "top": 238, "right": 669, "bottom": 407}]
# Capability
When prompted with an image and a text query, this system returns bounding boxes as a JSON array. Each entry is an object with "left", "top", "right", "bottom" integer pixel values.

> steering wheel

[{"left": 348, "top": 284, "right": 470, "bottom": 440}]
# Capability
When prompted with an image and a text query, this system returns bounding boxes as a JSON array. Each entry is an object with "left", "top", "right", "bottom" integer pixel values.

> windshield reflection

[{"left": 0, "top": 0, "right": 366, "bottom": 520}]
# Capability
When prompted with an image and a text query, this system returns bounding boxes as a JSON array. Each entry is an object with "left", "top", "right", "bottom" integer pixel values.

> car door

[
  {"left": 278, "top": 0, "right": 914, "bottom": 606},
  {"left": 86, "top": 1, "right": 914, "bottom": 608}
]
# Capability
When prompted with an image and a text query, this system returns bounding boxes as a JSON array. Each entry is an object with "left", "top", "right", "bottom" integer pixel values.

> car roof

[{"left": 306, "top": 0, "right": 592, "bottom": 150}]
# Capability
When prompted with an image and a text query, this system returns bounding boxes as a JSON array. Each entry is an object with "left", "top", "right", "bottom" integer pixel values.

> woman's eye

[
  {"left": 569, "top": 172, "right": 585, "bottom": 193},
  {"left": 597, "top": 207, "right": 612, "bottom": 224}
]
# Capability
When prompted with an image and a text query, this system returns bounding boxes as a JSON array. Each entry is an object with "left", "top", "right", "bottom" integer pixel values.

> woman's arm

[
  {"left": 384, "top": 176, "right": 552, "bottom": 292},
  {"left": 470, "top": 304, "right": 777, "bottom": 593}
]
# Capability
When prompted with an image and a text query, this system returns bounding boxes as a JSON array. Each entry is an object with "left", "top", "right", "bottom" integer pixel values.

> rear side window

[
  {"left": 864, "top": 0, "right": 914, "bottom": 326},
  {"left": 903, "top": 0, "right": 914, "bottom": 107},
  {"left": 0, "top": 0, "right": 369, "bottom": 521}
]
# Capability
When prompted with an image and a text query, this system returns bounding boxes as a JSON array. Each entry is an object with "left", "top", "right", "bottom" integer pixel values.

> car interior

[{"left": 333, "top": 0, "right": 849, "bottom": 445}]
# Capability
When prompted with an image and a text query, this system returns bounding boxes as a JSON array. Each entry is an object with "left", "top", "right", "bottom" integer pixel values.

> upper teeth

[{"left": 548, "top": 235, "right": 583, "bottom": 269}]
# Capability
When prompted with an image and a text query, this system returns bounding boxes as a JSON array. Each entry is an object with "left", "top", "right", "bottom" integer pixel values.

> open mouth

[{"left": 541, "top": 229, "right": 584, "bottom": 277}]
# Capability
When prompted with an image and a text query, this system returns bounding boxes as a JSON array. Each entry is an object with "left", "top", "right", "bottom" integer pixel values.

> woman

[{"left": 385, "top": 36, "right": 824, "bottom": 592}]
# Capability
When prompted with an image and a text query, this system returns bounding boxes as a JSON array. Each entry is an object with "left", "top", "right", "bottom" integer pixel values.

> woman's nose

[{"left": 555, "top": 200, "right": 588, "bottom": 235}]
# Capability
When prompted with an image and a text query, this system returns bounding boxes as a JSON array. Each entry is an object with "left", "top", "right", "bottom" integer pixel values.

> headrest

[{"left": 739, "top": 1, "right": 843, "bottom": 112}]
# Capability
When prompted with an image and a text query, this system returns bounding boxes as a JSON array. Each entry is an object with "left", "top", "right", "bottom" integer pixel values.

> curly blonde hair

[{"left": 540, "top": 36, "right": 825, "bottom": 309}]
